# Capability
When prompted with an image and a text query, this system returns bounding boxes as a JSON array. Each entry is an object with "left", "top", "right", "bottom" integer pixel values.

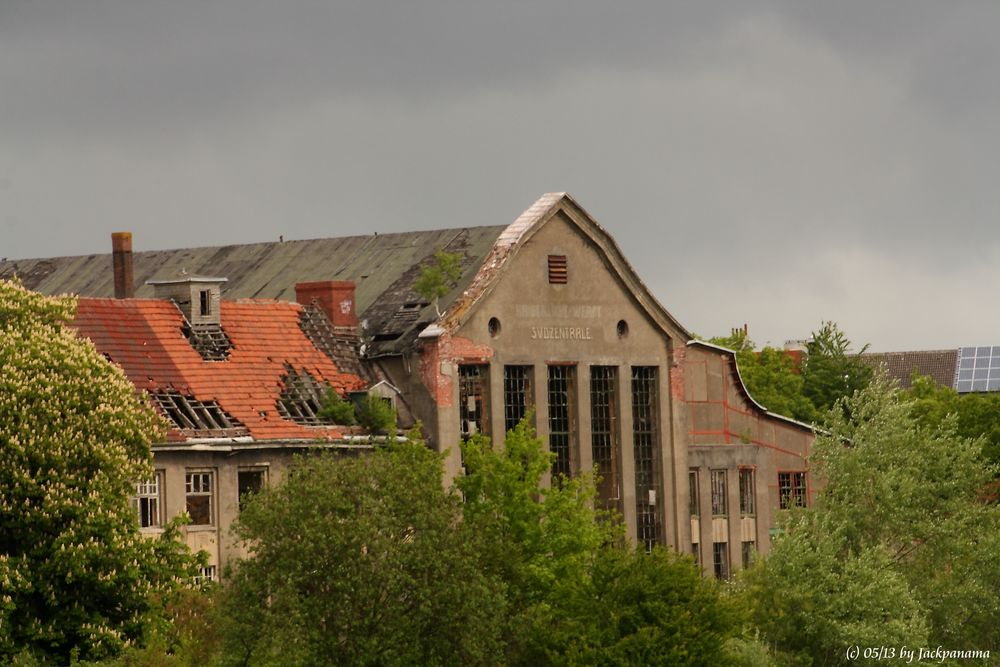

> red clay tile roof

[{"left": 72, "top": 298, "right": 366, "bottom": 442}]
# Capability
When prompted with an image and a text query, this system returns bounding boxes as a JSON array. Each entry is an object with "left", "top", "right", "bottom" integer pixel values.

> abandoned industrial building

[{"left": 1, "top": 192, "right": 816, "bottom": 579}]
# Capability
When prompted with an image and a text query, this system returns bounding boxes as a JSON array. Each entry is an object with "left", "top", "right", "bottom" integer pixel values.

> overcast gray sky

[{"left": 3, "top": 1, "right": 998, "bottom": 351}]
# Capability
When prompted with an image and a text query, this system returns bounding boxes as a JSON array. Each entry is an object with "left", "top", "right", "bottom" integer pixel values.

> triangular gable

[{"left": 435, "top": 192, "right": 692, "bottom": 343}]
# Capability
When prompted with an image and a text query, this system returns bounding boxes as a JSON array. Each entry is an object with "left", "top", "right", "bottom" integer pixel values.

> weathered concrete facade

[{"left": 11, "top": 191, "right": 816, "bottom": 578}]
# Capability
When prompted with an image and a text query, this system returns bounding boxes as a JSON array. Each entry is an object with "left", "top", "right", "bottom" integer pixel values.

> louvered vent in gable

[
  {"left": 151, "top": 390, "right": 248, "bottom": 437},
  {"left": 548, "top": 255, "right": 568, "bottom": 284},
  {"left": 182, "top": 322, "right": 233, "bottom": 361},
  {"left": 276, "top": 363, "right": 332, "bottom": 425}
]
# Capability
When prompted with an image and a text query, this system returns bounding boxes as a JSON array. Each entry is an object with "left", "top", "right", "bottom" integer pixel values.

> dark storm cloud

[{"left": 2, "top": 1, "right": 1000, "bottom": 350}]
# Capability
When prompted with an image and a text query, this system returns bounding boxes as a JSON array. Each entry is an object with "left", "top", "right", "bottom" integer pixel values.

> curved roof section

[{"left": 687, "top": 339, "right": 816, "bottom": 434}]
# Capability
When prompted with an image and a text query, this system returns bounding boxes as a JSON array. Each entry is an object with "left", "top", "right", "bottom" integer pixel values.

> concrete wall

[
  {"left": 414, "top": 211, "right": 687, "bottom": 547},
  {"left": 680, "top": 344, "right": 814, "bottom": 575}
]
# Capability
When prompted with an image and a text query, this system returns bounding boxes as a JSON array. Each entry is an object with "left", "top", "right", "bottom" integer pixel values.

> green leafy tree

[
  {"left": 709, "top": 330, "right": 818, "bottom": 423},
  {"left": 905, "top": 373, "right": 1000, "bottom": 484},
  {"left": 413, "top": 250, "right": 463, "bottom": 317},
  {"left": 745, "top": 378, "right": 1000, "bottom": 662},
  {"left": 458, "top": 420, "right": 742, "bottom": 665},
  {"left": 219, "top": 437, "right": 505, "bottom": 666},
  {"left": 800, "top": 321, "right": 873, "bottom": 417},
  {"left": 315, "top": 388, "right": 356, "bottom": 425},
  {"left": 354, "top": 394, "right": 396, "bottom": 435},
  {"left": 0, "top": 280, "right": 202, "bottom": 664}
]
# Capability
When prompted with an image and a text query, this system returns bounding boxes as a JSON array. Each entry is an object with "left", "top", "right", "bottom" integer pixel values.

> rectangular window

[
  {"left": 590, "top": 366, "right": 619, "bottom": 507},
  {"left": 193, "top": 565, "right": 216, "bottom": 585},
  {"left": 688, "top": 469, "right": 700, "bottom": 517},
  {"left": 132, "top": 473, "right": 163, "bottom": 529},
  {"left": 778, "top": 471, "right": 807, "bottom": 509},
  {"left": 185, "top": 471, "right": 214, "bottom": 526},
  {"left": 742, "top": 541, "right": 756, "bottom": 569},
  {"left": 547, "top": 254, "right": 568, "bottom": 284},
  {"left": 692, "top": 542, "right": 700, "bottom": 567},
  {"left": 739, "top": 468, "right": 756, "bottom": 516},
  {"left": 503, "top": 365, "right": 533, "bottom": 433},
  {"left": 458, "top": 365, "right": 489, "bottom": 441},
  {"left": 199, "top": 289, "right": 211, "bottom": 316},
  {"left": 547, "top": 365, "right": 576, "bottom": 479},
  {"left": 711, "top": 469, "right": 728, "bottom": 516},
  {"left": 632, "top": 367, "right": 662, "bottom": 552},
  {"left": 713, "top": 542, "right": 730, "bottom": 580},
  {"left": 238, "top": 468, "right": 267, "bottom": 512}
]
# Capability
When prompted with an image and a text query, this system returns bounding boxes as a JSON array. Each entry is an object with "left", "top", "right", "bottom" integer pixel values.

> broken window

[
  {"left": 689, "top": 469, "right": 700, "bottom": 517},
  {"left": 185, "top": 471, "right": 214, "bottom": 526},
  {"left": 276, "top": 364, "right": 331, "bottom": 425},
  {"left": 503, "top": 365, "right": 533, "bottom": 433},
  {"left": 238, "top": 468, "right": 267, "bottom": 512},
  {"left": 713, "top": 542, "right": 730, "bottom": 580},
  {"left": 458, "top": 365, "right": 489, "bottom": 440},
  {"left": 779, "top": 471, "right": 807, "bottom": 509},
  {"left": 547, "top": 365, "right": 576, "bottom": 480},
  {"left": 742, "top": 541, "right": 756, "bottom": 569},
  {"left": 711, "top": 469, "right": 728, "bottom": 516},
  {"left": 692, "top": 542, "right": 700, "bottom": 567},
  {"left": 151, "top": 390, "right": 247, "bottom": 435},
  {"left": 632, "top": 366, "right": 661, "bottom": 552},
  {"left": 739, "top": 468, "right": 756, "bottom": 516},
  {"left": 132, "top": 472, "right": 163, "bottom": 529},
  {"left": 590, "top": 366, "right": 619, "bottom": 507}
]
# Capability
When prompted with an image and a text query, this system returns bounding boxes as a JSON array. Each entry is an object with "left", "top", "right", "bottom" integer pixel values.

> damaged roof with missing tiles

[
  {"left": 2, "top": 226, "right": 508, "bottom": 356},
  {"left": 72, "top": 298, "right": 367, "bottom": 443}
]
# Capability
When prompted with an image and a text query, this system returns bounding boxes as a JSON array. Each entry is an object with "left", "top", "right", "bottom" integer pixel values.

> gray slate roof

[{"left": 1, "top": 226, "right": 507, "bottom": 356}]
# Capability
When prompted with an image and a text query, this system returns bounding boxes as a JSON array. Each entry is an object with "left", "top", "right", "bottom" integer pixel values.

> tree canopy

[
  {"left": 220, "top": 436, "right": 505, "bottom": 666},
  {"left": 709, "top": 321, "right": 872, "bottom": 425},
  {"left": 0, "top": 280, "right": 200, "bottom": 664},
  {"left": 743, "top": 378, "right": 1000, "bottom": 662}
]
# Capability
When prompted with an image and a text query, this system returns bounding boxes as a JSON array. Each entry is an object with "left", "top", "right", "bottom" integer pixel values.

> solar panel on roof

[{"left": 954, "top": 346, "right": 1000, "bottom": 393}]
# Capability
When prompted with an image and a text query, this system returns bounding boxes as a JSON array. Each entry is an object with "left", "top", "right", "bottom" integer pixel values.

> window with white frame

[
  {"left": 132, "top": 473, "right": 163, "bottom": 529},
  {"left": 193, "top": 565, "right": 216, "bottom": 585},
  {"left": 185, "top": 470, "right": 214, "bottom": 525}
]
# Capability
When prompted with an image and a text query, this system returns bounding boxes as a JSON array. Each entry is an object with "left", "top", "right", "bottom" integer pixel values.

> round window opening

[
  {"left": 488, "top": 317, "right": 502, "bottom": 338},
  {"left": 617, "top": 319, "right": 629, "bottom": 339}
]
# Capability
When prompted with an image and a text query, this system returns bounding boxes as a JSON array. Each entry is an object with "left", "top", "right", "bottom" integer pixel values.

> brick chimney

[
  {"left": 295, "top": 281, "right": 358, "bottom": 328},
  {"left": 111, "top": 232, "right": 134, "bottom": 299}
]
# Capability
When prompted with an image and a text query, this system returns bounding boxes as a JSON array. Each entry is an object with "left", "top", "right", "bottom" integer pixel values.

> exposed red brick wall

[
  {"left": 670, "top": 344, "right": 686, "bottom": 401},
  {"left": 418, "top": 333, "right": 495, "bottom": 407}
]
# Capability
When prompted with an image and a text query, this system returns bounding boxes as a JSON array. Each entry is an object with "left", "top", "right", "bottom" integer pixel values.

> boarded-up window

[{"left": 547, "top": 255, "right": 567, "bottom": 284}]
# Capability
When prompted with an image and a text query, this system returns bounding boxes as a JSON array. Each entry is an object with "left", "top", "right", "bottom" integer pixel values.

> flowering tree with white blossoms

[{"left": 0, "top": 280, "right": 200, "bottom": 664}]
